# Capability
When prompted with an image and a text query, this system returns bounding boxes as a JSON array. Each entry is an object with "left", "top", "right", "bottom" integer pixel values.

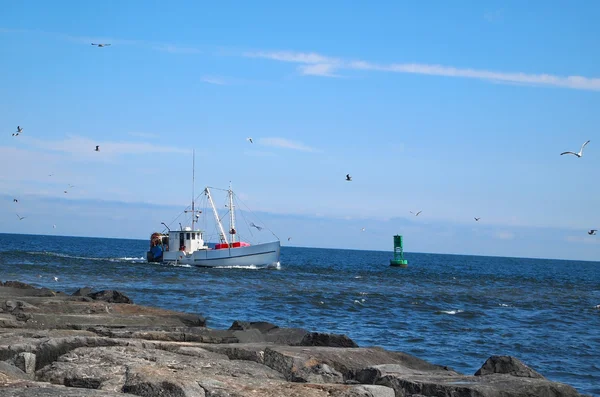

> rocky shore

[{"left": 0, "top": 280, "right": 588, "bottom": 397}]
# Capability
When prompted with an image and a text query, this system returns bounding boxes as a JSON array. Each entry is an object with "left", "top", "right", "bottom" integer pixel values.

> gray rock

[
  {"left": 0, "top": 381, "right": 127, "bottom": 396},
  {"left": 14, "top": 352, "right": 36, "bottom": 374},
  {"left": 339, "top": 385, "right": 395, "bottom": 397},
  {"left": 122, "top": 365, "right": 207, "bottom": 397},
  {"left": 200, "top": 342, "right": 271, "bottom": 364},
  {"left": 363, "top": 363, "right": 582, "bottom": 397},
  {"left": 263, "top": 326, "right": 310, "bottom": 345},
  {"left": 298, "top": 332, "right": 359, "bottom": 348},
  {"left": 0, "top": 314, "right": 20, "bottom": 328},
  {"left": 0, "top": 361, "right": 30, "bottom": 380},
  {"left": 0, "top": 282, "right": 586, "bottom": 397},
  {"left": 87, "top": 290, "right": 133, "bottom": 304},
  {"left": 72, "top": 287, "right": 94, "bottom": 296},
  {"left": 266, "top": 346, "right": 455, "bottom": 383},
  {"left": 229, "top": 320, "right": 279, "bottom": 333},
  {"left": 475, "top": 355, "right": 545, "bottom": 378},
  {"left": 2, "top": 281, "right": 36, "bottom": 289}
]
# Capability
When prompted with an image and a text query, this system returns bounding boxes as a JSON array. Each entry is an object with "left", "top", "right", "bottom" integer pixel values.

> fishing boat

[{"left": 146, "top": 153, "right": 280, "bottom": 268}]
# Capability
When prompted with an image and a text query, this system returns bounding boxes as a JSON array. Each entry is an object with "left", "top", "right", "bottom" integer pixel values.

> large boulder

[
  {"left": 475, "top": 355, "right": 544, "bottom": 378},
  {"left": 298, "top": 332, "right": 359, "bottom": 348},
  {"left": 71, "top": 287, "right": 94, "bottom": 297},
  {"left": 229, "top": 320, "right": 279, "bottom": 333},
  {"left": 2, "top": 281, "right": 35, "bottom": 290},
  {"left": 86, "top": 290, "right": 133, "bottom": 304}
]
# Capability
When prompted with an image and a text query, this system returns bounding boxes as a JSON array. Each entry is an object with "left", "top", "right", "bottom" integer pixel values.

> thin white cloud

[
  {"left": 244, "top": 50, "right": 600, "bottom": 91},
  {"left": 19, "top": 135, "right": 189, "bottom": 157},
  {"left": 298, "top": 63, "right": 340, "bottom": 77},
  {"left": 244, "top": 51, "right": 339, "bottom": 65},
  {"left": 201, "top": 75, "right": 228, "bottom": 85},
  {"left": 258, "top": 137, "right": 319, "bottom": 152}
]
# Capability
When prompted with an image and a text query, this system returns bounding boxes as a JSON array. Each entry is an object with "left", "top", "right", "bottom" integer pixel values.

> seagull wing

[
  {"left": 580, "top": 140, "right": 591, "bottom": 152},
  {"left": 416, "top": 211, "right": 422, "bottom": 216},
  {"left": 104, "top": 44, "right": 111, "bottom": 46},
  {"left": 560, "top": 151, "right": 577, "bottom": 156}
]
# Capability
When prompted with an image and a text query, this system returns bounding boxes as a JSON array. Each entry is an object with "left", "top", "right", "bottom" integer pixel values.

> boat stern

[{"left": 147, "top": 232, "right": 168, "bottom": 263}]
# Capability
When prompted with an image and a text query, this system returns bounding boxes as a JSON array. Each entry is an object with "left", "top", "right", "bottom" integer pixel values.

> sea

[{"left": 0, "top": 233, "right": 598, "bottom": 396}]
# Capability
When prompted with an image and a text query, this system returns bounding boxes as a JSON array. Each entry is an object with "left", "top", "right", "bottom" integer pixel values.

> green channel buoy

[{"left": 390, "top": 234, "right": 408, "bottom": 267}]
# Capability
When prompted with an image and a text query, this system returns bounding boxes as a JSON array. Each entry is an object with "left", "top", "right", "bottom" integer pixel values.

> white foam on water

[
  {"left": 163, "top": 261, "right": 192, "bottom": 268},
  {"left": 213, "top": 265, "right": 262, "bottom": 270},
  {"left": 28, "top": 251, "right": 147, "bottom": 263},
  {"left": 440, "top": 309, "right": 464, "bottom": 315}
]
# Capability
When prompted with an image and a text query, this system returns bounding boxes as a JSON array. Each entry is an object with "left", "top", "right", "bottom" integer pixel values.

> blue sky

[{"left": 1, "top": 1, "right": 599, "bottom": 261}]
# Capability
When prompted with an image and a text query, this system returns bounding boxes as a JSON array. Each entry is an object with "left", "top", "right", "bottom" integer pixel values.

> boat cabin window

[
  {"left": 191, "top": 233, "right": 195, "bottom": 240},
  {"left": 186, "top": 232, "right": 190, "bottom": 240}
]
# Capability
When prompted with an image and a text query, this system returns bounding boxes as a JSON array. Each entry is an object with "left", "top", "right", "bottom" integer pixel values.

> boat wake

[
  {"left": 25, "top": 251, "right": 147, "bottom": 263},
  {"left": 162, "top": 262, "right": 192, "bottom": 268}
]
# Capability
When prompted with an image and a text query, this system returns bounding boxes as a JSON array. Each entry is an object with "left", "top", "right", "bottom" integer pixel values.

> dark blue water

[{"left": 0, "top": 233, "right": 598, "bottom": 396}]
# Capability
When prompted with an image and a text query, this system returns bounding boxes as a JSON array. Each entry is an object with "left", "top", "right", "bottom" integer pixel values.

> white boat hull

[{"left": 163, "top": 241, "right": 280, "bottom": 268}]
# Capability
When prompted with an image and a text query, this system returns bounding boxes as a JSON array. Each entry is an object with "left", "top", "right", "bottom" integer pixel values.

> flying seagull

[
  {"left": 589, "top": 229, "right": 597, "bottom": 235},
  {"left": 561, "top": 140, "right": 590, "bottom": 158},
  {"left": 287, "top": 237, "right": 292, "bottom": 241},
  {"left": 95, "top": 145, "right": 100, "bottom": 152},
  {"left": 53, "top": 276, "right": 58, "bottom": 281},
  {"left": 410, "top": 211, "right": 422, "bottom": 216},
  {"left": 474, "top": 217, "right": 481, "bottom": 221},
  {"left": 13, "top": 198, "right": 18, "bottom": 203},
  {"left": 12, "top": 126, "right": 23, "bottom": 136},
  {"left": 361, "top": 227, "right": 366, "bottom": 232},
  {"left": 247, "top": 137, "right": 253, "bottom": 144},
  {"left": 250, "top": 222, "right": 263, "bottom": 231},
  {"left": 16, "top": 214, "right": 26, "bottom": 220},
  {"left": 91, "top": 43, "right": 111, "bottom": 47},
  {"left": 346, "top": 174, "right": 352, "bottom": 181}
]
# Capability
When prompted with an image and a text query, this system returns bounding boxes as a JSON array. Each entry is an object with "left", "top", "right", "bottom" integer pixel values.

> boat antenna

[{"left": 161, "top": 222, "right": 171, "bottom": 232}]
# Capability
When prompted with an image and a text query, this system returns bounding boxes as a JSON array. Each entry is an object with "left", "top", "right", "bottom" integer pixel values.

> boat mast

[
  {"left": 191, "top": 150, "right": 195, "bottom": 231},
  {"left": 205, "top": 187, "right": 228, "bottom": 244},
  {"left": 184, "top": 150, "right": 200, "bottom": 230},
  {"left": 228, "top": 182, "right": 236, "bottom": 243}
]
